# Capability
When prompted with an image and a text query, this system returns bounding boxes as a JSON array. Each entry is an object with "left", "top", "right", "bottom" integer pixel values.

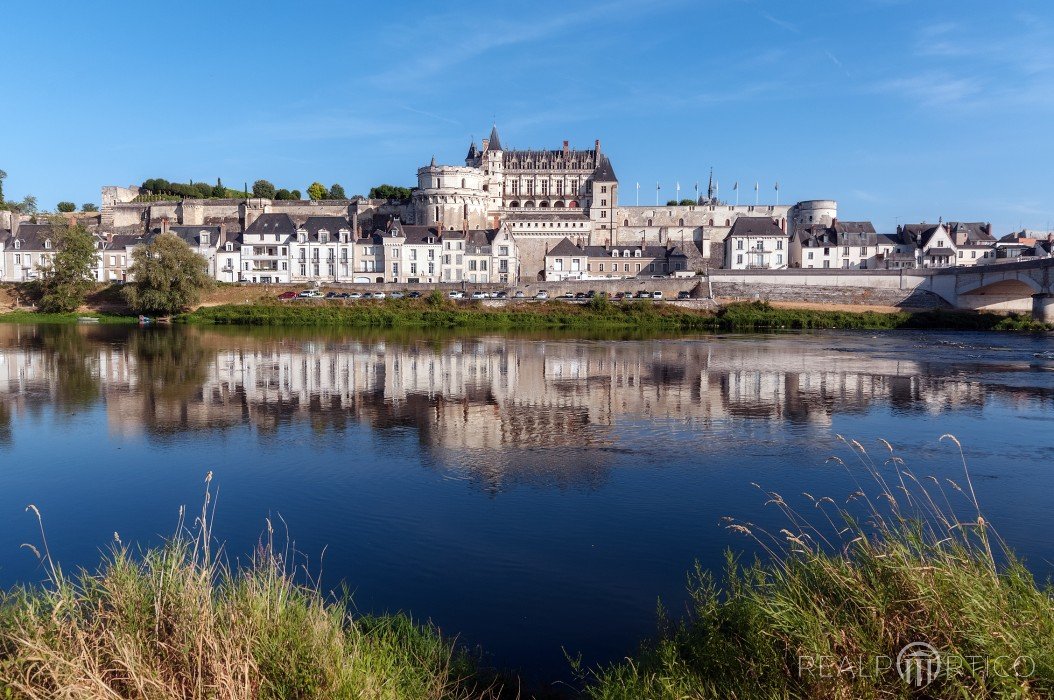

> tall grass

[
  {"left": 584, "top": 436, "right": 1054, "bottom": 699},
  {"left": 0, "top": 474, "right": 505, "bottom": 700}
]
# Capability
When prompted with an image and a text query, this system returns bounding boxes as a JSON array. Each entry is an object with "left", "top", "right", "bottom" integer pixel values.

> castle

[{"left": 1, "top": 125, "right": 853, "bottom": 284}]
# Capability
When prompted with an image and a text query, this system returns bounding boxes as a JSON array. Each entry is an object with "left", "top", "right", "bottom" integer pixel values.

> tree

[
  {"left": 37, "top": 223, "right": 98, "bottom": 313},
  {"left": 666, "top": 199, "right": 678, "bottom": 206},
  {"left": 211, "top": 178, "right": 225, "bottom": 198},
  {"left": 291, "top": 189, "right": 302, "bottom": 200},
  {"left": 328, "top": 183, "right": 346, "bottom": 199},
  {"left": 679, "top": 198, "right": 696, "bottom": 206},
  {"left": 368, "top": 184, "right": 413, "bottom": 201},
  {"left": 82, "top": 203, "right": 98, "bottom": 212},
  {"left": 307, "top": 182, "right": 327, "bottom": 201},
  {"left": 57, "top": 201, "right": 76, "bottom": 213},
  {"left": 0, "top": 169, "right": 6, "bottom": 203},
  {"left": 252, "top": 179, "right": 276, "bottom": 199},
  {"left": 274, "top": 188, "right": 293, "bottom": 200},
  {"left": 122, "top": 233, "right": 214, "bottom": 315},
  {"left": 19, "top": 195, "right": 37, "bottom": 214}
]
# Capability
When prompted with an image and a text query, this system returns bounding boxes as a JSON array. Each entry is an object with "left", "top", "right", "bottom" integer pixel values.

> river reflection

[{"left": 0, "top": 323, "right": 1051, "bottom": 680}]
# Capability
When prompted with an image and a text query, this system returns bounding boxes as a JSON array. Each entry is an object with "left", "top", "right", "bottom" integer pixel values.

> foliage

[
  {"left": 291, "top": 189, "right": 302, "bottom": 200},
  {"left": 211, "top": 178, "right": 225, "bottom": 198},
  {"left": 369, "top": 184, "right": 413, "bottom": 202},
  {"left": 666, "top": 199, "right": 678, "bottom": 206},
  {"left": 253, "top": 179, "right": 277, "bottom": 199},
  {"left": 141, "top": 178, "right": 248, "bottom": 200},
  {"left": 56, "top": 201, "right": 76, "bottom": 213},
  {"left": 36, "top": 223, "right": 98, "bottom": 313},
  {"left": 329, "top": 183, "right": 346, "bottom": 199},
  {"left": 0, "top": 168, "right": 5, "bottom": 202},
  {"left": 585, "top": 438, "right": 1054, "bottom": 699},
  {"left": 307, "top": 182, "right": 328, "bottom": 201},
  {"left": 121, "top": 233, "right": 214, "bottom": 315},
  {"left": 274, "top": 188, "right": 295, "bottom": 200},
  {"left": 0, "top": 476, "right": 503, "bottom": 699},
  {"left": 678, "top": 198, "right": 696, "bottom": 206},
  {"left": 81, "top": 203, "right": 98, "bottom": 212}
]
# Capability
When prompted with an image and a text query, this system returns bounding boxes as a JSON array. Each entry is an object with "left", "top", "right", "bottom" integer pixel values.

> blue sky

[{"left": 3, "top": 0, "right": 1052, "bottom": 233}]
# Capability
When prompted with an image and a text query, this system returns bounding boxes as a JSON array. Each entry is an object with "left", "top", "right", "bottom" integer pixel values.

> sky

[{"left": 2, "top": 0, "right": 1052, "bottom": 234}]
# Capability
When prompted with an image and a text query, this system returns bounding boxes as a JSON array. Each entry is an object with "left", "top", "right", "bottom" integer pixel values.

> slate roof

[
  {"left": 546, "top": 238, "right": 583, "bottom": 257},
  {"left": 487, "top": 124, "right": 502, "bottom": 151},
  {"left": 926, "top": 247, "right": 954, "bottom": 256},
  {"left": 947, "top": 221, "right": 995, "bottom": 243},
  {"left": 726, "top": 216, "right": 786, "bottom": 238},
  {"left": 8, "top": 223, "right": 58, "bottom": 251},
  {"left": 833, "top": 221, "right": 876, "bottom": 235},
  {"left": 169, "top": 225, "right": 222, "bottom": 247},
  {"left": 390, "top": 224, "right": 444, "bottom": 244},
  {"left": 244, "top": 213, "right": 297, "bottom": 238},
  {"left": 592, "top": 155, "right": 617, "bottom": 182},
  {"left": 297, "top": 216, "right": 352, "bottom": 241},
  {"left": 505, "top": 212, "right": 589, "bottom": 221}
]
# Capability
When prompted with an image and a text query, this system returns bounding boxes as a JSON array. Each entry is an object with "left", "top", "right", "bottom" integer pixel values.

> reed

[
  {"left": 582, "top": 436, "right": 1054, "bottom": 699},
  {"left": 0, "top": 474, "right": 505, "bottom": 700}
]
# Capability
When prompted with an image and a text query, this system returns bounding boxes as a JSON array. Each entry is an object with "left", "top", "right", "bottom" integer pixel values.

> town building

[
  {"left": 790, "top": 221, "right": 901, "bottom": 269},
  {"left": 723, "top": 217, "right": 790, "bottom": 270},
  {"left": 543, "top": 238, "right": 689, "bottom": 281}
]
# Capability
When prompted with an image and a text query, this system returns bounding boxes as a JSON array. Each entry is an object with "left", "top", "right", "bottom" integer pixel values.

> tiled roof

[
  {"left": 592, "top": 155, "right": 617, "bottom": 182},
  {"left": 244, "top": 213, "right": 297, "bottom": 237},
  {"left": 546, "top": 238, "right": 583, "bottom": 256}
]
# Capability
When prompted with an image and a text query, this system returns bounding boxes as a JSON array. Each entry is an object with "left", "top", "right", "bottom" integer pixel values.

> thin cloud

[{"left": 760, "top": 11, "right": 799, "bottom": 34}]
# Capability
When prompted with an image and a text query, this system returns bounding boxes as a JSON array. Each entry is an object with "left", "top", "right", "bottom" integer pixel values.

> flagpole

[
  {"left": 775, "top": 181, "right": 780, "bottom": 206},
  {"left": 656, "top": 182, "right": 659, "bottom": 206},
  {"left": 755, "top": 181, "right": 759, "bottom": 206},
  {"left": 636, "top": 182, "right": 639, "bottom": 206}
]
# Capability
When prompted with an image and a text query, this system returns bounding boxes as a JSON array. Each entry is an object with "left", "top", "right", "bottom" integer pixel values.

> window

[
  {"left": 499, "top": 246, "right": 508, "bottom": 256},
  {"left": 225, "top": 243, "right": 233, "bottom": 252},
  {"left": 623, "top": 263, "right": 629, "bottom": 272},
  {"left": 736, "top": 254, "right": 743, "bottom": 265},
  {"left": 600, "top": 199, "right": 606, "bottom": 206},
  {"left": 807, "top": 251, "right": 814, "bottom": 260},
  {"left": 843, "top": 246, "right": 850, "bottom": 255},
  {"left": 201, "top": 233, "right": 210, "bottom": 245},
  {"left": 636, "top": 263, "right": 641, "bottom": 272},
  {"left": 737, "top": 239, "right": 744, "bottom": 250},
  {"left": 860, "top": 247, "right": 867, "bottom": 255},
  {"left": 599, "top": 263, "right": 605, "bottom": 272},
  {"left": 776, "top": 254, "right": 783, "bottom": 265},
  {"left": 44, "top": 239, "right": 51, "bottom": 249},
  {"left": 634, "top": 249, "right": 641, "bottom": 257},
  {"left": 622, "top": 250, "right": 630, "bottom": 258},
  {"left": 601, "top": 185, "right": 607, "bottom": 193},
  {"left": 392, "top": 262, "right": 399, "bottom": 274}
]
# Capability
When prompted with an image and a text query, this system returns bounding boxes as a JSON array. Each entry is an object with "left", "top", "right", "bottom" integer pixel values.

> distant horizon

[{"left": 4, "top": 0, "right": 1052, "bottom": 235}]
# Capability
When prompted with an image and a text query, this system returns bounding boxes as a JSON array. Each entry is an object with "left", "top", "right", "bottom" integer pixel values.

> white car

[
  {"left": 449, "top": 291, "right": 465, "bottom": 299},
  {"left": 471, "top": 291, "right": 487, "bottom": 300},
  {"left": 373, "top": 292, "right": 387, "bottom": 299},
  {"left": 347, "top": 292, "right": 362, "bottom": 299},
  {"left": 651, "top": 291, "right": 664, "bottom": 300},
  {"left": 390, "top": 292, "right": 405, "bottom": 299},
  {"left": 535, "top": 291, "right": 549, "bottom": 300}
]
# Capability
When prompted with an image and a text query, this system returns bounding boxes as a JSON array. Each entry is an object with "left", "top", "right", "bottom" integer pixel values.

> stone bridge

[{"left": 707, "top": 257, "right": 1054, "bottom": 320}]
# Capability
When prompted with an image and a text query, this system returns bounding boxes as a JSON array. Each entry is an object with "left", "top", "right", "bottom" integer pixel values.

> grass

[
  {"left": 183, "top": 298, "right": 1053, "bottom": 334},
  {"left": 0, "top": 476, "right": 507, "bottom": 700},
  {"left": 0, "top": 310, "right": 137, "bottom": 324},
  {"left": 1, "top": 442, "right": 1052, "bottom": 698},
  {"left": 582, "top": 436, "right": 1054, "bottom": 699}
]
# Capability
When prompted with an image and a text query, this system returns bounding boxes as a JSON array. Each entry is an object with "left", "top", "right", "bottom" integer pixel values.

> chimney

[
  {"left": 563, "top": 140, "right": 569, "bottom": 154},
  {"left": 482, "top": 138, "right": 489, "bottom": 151},
  {"left": 594, "top": 139, "right": 601, "bottom": 154},
  {"left": 161, "top": 218, "right": 170, "bottom": 235}
]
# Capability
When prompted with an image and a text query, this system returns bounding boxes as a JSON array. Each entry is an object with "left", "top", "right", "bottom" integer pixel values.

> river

[{"left": 0, "top": 323, "right": 1050, "bottom": 681}]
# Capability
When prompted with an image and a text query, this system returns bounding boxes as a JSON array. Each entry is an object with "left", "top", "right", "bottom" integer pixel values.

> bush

[{"left": 56, "top": 201, "right": 76, "bottom": 213}]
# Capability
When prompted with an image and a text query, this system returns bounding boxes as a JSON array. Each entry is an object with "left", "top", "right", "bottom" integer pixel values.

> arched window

[
  {"left": 679, "top": 218, "right": 684, "bottom": 226},
  {"left": 461, "top": 178, "right": 466, "bottom": 188},
  {"left": 44, "top": 239, "right": 52, "bottom": 249},
  {"left": 725, "top": 219, "right": 731, "bottom": 226},
  {"left": 647, "top": 219, "right": 652, "bottom": 226},
  {"left": 622, "top": 249, "right": 629, "bottom": 258},
  {"left": 611, "top": 250, "right": 618, "bottom": 258},
  {"left": 623, "top": 219, "right": 629, "bottom": 226}
]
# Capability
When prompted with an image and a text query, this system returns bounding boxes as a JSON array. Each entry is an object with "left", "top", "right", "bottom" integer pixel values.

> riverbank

[
  {"left": 3, "top": 450, "right": 1051, "bottom": 699},
  {"left": 182, "top": 299, "right": 1052, "bottom": 332}
]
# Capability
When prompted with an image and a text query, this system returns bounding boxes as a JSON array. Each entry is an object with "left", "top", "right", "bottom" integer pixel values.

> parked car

[
  {"left": 373, "top": 292, "right": 387, "bottom": 299},
  {"left": 324, "top": 291, "right": 339, "bottom": 299},
  {"left": 535, "top": 291, "right": 549, "bottom": 300},
  {"left": 347, "top": 292, "right": 362, "bottom": 299},
  {"left": 677, "top": 291, "right": 691, "bottom": 300},
  {"left": 469, "top": 291, "right": 486, "bottom": 300},
  {"left": 634, "top": 291, "right": 649, "bottom": 299},
  {"left": 613, "top": 292, "right": 625, "bottom": 300},
  {"left": 496, "top": 291, "right": 508, "bottom": 299},
  {"left": 278, "top": 291, "right": 297, "bottom": 300},
  {"left": 449, "top": 291, "right": 465, "bottom": 299},
  {"left": 574, "top": 292, "right": 587, "bottom": 299},
  {"left": 362, "top": 292, "right": 375, "bottom": 299},
  {"left": 652, "top": 291, "right": 663, "bottom": 300},
  {"left": 408, "top": 291, "right": 422, "bottom": 298},
  {"left": 390, "top": 291, "right": 405, "bottom": 299},
  {"left": 514, "top": 291, "right": 526, "bottom": 299},
  {"left": 559, "top": 292, "right": 574, "bottom": 299},
  {"left": 586, "top": 290, "right": 596, "bottom": 298},
  {"left": 298, "top": 290, "right": 322, "bottom": 298}
]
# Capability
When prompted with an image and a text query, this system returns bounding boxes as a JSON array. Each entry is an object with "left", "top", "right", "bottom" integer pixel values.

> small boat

[
  {"left": 138, "top": 315, "right": 153, "bottom": 325},
  {"left": 76, "top": 316, "right": 100, "bottom": 324}
]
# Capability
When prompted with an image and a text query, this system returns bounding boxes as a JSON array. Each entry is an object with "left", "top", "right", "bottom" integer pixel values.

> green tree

[
  {"left": 307, "top": 182, "right": 327, "bottom": 200},
  {"left": 122, "top": 233, "right": 214, "bottom": 315},
  {"left": 679, "top": 198, "right": 696, "bottom": 206},
  {"left": 57, "top": 201, "right": 76, "bottom": 213},
  {"left": 82, "top": 203, "right": 98, "bottom": 212},
  {"left": 666, "top": 199, "right": 678, "bottom": 206},
  {"left": 328, "top": 183, "right": 346, "bottom": 199},
  {"left": 37, "top": 223, "right": 98, "bottom": 313},
  {"left": 0, "top": 169, "right": 6, "bottom": 203},
  {"left": 368, "top": 184, "right": 413, "bottom": 201},
  {"left": 211, "top": 178, "right": 225, "bottom": 198},
  {"left": 19, "top": 195, "right": 37, "bottom": 214},
  {"left": 252, "top": 179, "right": 276, "bottom": 199},
  {"left": 274, "top": 188, "right": 293, "bottom": 200},
  {"left": 290, "top": 189, "right": 302, "bottom": 200}
]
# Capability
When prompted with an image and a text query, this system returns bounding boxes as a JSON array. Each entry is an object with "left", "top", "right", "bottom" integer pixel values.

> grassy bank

[
  {"left": 0, "top": 479, "right": 506, "bottom": 700},
  {"left": 184, "top": 298, "right": 1052, "bottom": 333},
  {"left": 584, "top": 438, "right": 1054, "bottom": 699},
  {"left": 0, "top": 310, "right": 137, "bottom": 324}
]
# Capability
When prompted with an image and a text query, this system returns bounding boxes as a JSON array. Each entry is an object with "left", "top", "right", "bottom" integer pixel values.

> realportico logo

[
  {"left": 897, "top": 642, "right": 941, "bottom": 687},
  {"left": 797, "top": 641, "right": 1035, "bottom": 687}
]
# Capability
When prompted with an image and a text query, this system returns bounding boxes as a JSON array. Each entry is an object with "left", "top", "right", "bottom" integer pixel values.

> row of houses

[
  {"left": 0, "top": 215, "right": 522, "bottom": 285},
  {"left": 722, "top": 217, "right": 1002, "bottom": 270},
  {"left": 542, "top": 238, "right": 691, "bottom": 281}
]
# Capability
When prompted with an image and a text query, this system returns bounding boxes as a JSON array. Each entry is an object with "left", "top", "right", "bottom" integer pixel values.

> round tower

[
  {"left": 790, "top": 200, "right": 838, "bottom": 232},
  {"left": 412, "top": 161, "right": 488, "bottom": 229}
]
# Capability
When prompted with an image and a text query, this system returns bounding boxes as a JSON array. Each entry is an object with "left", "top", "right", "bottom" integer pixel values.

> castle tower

[
  {"left": 481, "top": 124, "right": 504, "bottom": 222},
  {"left": 587, "top": 141, "right": 617, "bottom": 245},
  {"left": 412, "top": 160, "right": 488, "bottom": 230}
]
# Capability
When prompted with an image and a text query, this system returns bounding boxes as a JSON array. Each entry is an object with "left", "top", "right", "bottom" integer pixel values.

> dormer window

[
  {"left": 225, "top": 242, "right": 233, "bottom": 252},
  {"left": 319, "top": 232, "right": 330, "bottom": 244},
  {"left": 634, "top": 250, "right": 641, "bottom": 257},
  {"left": 611, "top": 250, "right": 618, "bottom": 258},
  {"left": 297, "top": 232, "right": 307, "bottom": 243},
  {"left": 200, "top": 233, "right": 210, "bottom": 245},
  {"left": 44, "top": 239, "right": 52, "bottom": 249},
  {"left": 622, "top": 250, "right": 629, "bottom": 258},
  {"left": 14, "top": 240, "right": 21, "bottom": 250}
]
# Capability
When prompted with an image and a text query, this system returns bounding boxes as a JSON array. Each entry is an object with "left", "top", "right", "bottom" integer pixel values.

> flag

[
  {"left": 754, "top": 182, "right": 759, "bottom": 191},
  {"left": 775, "top": 181, "right": 780, "bottom": 191},
  {"left": 656, "top": 182, "right": 661, "bottom": 190},
  {"left": 733, "top": 181, "right": 738, "bottom": 191}
]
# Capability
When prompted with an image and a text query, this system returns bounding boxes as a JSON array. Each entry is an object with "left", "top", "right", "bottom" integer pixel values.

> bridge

[{"left": 707, "top": 257, "right": 1054, "bottom": 320}]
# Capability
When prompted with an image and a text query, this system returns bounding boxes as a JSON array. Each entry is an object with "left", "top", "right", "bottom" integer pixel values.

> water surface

[{"left": 0, "top": 323, "right": 1051, "bottom": 681}]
